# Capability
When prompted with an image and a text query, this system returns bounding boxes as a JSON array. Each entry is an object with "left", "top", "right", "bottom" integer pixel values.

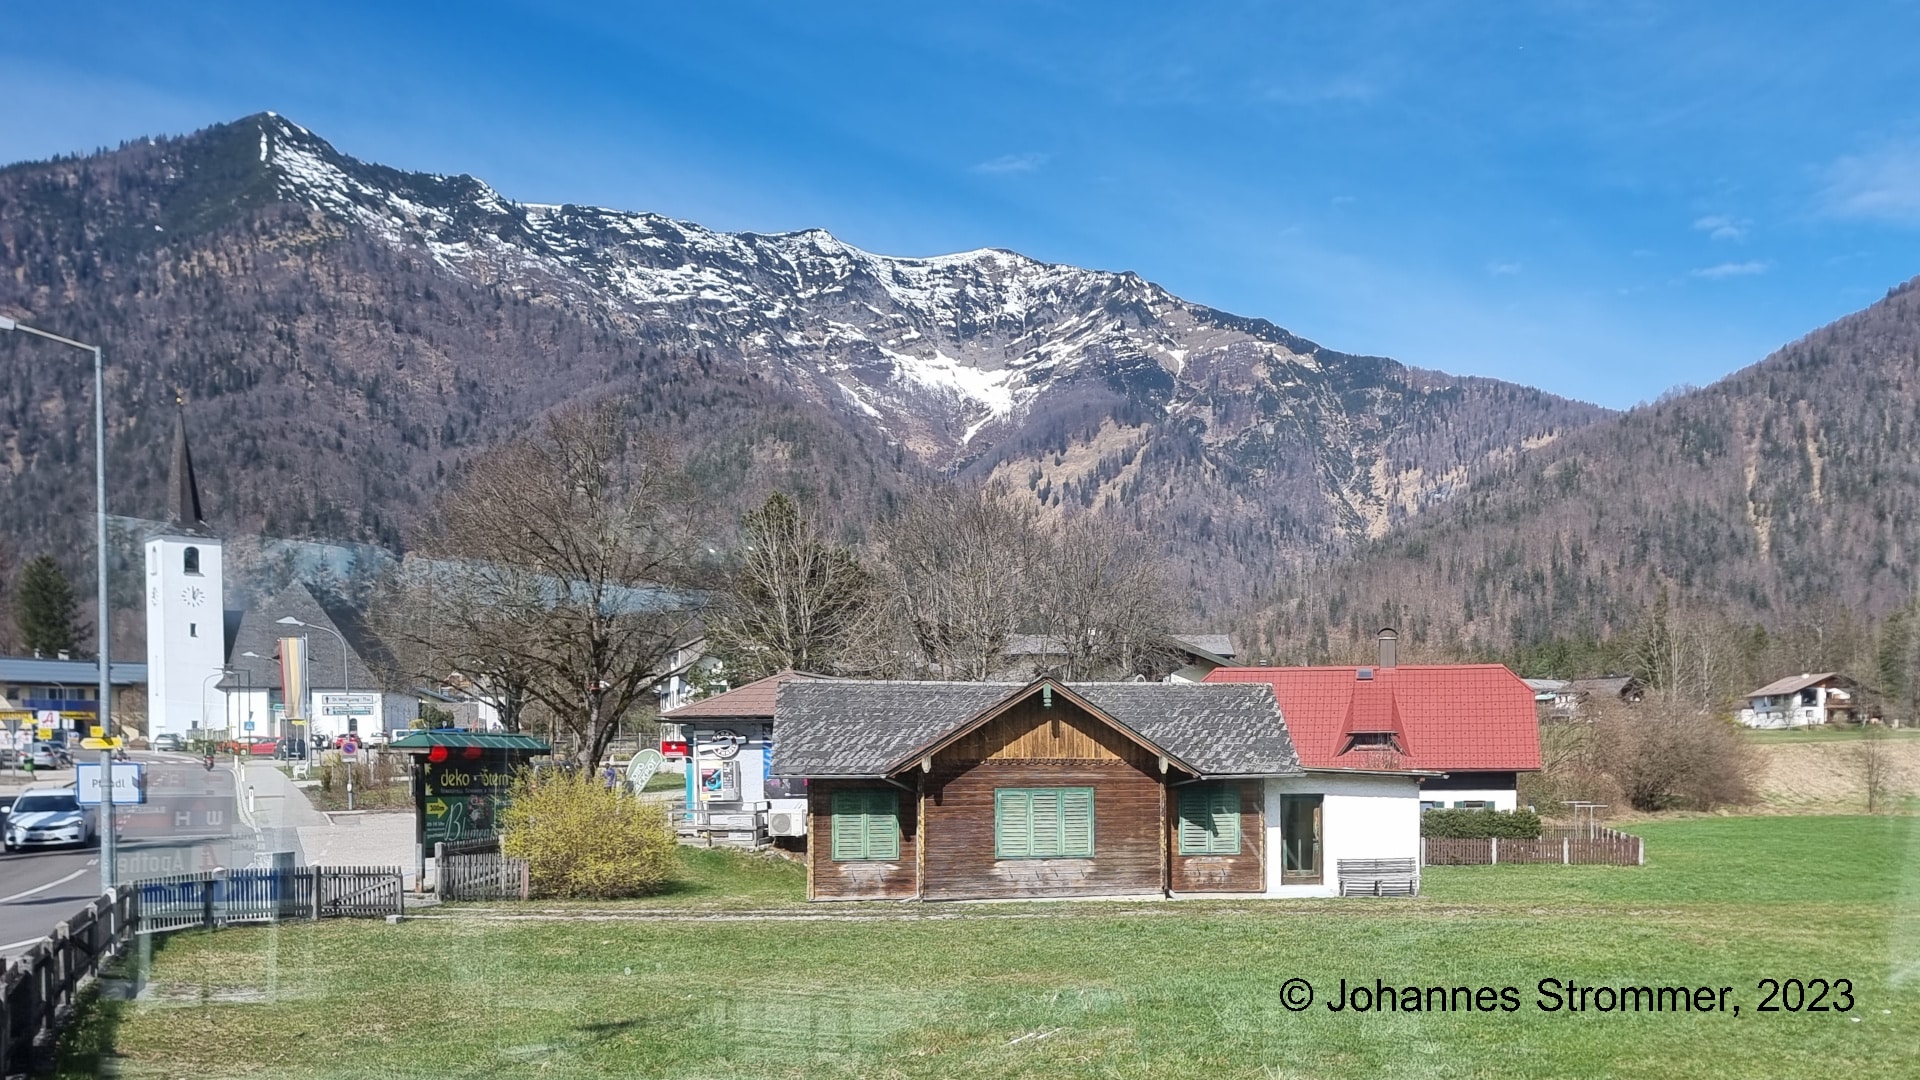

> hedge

[{"left": 1419, "top": 807, "right": 1542, "bottom": 839}]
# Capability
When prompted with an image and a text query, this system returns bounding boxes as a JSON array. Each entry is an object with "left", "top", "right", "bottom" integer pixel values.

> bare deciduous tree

[
  {"left": 877, "top": 486, "right": 1043, "bottom": 680},
  {"left": 1027, "top": 515, "right": 1175, "bottom": 681},
  {"left": 874, "top": 487, "right": 1175, "bottom": 681},
  {"left": 706, "top": 492, "right": 888, "bottom": 679},
  {"left": 390, "top": 401, "right": 707, "bottom": 766}
]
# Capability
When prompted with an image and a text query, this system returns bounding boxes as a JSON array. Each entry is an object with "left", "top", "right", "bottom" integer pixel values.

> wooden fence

[
  {"left": 0, "top": 889, "right": 136, "bottom": 1077},
  {"left": 1424, "top": 826, "right": 1644, "bottom": 866},
  {"left": 134, "top": 866, "right": 407, "bottom": 931},
  {"left": 434, "top": 841, "right": 531, "bottom": 901}
]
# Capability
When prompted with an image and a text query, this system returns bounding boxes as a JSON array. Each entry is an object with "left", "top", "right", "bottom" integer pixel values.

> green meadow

[{"left": 59, "top": 815, "right": 1920, "bottom": 1079}]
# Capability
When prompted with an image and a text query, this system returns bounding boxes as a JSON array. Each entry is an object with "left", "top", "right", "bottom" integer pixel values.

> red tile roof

[
  {"left": 1203, "top": 664, "right": 1541, "bottom": 772},
  {"left": 662, "top": 671, "right": 829, "bottom": 720}
]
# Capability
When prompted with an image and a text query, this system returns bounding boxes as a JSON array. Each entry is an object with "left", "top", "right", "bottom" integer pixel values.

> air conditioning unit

[{"left": 766, "top": 811, "right": 806, "bottom": 837}]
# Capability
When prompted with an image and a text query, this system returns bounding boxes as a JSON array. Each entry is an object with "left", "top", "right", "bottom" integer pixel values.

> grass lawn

[
  {"left": 642, "top": 770, "right": 688, "bottom": 793},
  {"left": 1744, "top": 725, "right": 1920, "bottom": 745},
  {"left": 60, "top": 815, "right": 1920, "bottom": 1079}
]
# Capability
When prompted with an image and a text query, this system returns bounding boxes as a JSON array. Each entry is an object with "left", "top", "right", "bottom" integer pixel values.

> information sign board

[
  {"left": 418, "top": 757, "right": 515, "bottom": 854},
  {"left": 76, "top": 761, "right": 147, "bottom": 805}
]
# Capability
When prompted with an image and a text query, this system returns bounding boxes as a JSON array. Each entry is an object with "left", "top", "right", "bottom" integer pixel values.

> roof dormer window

[{"left": 1343, "top": 731, "right": 1400, "bottom": 753}]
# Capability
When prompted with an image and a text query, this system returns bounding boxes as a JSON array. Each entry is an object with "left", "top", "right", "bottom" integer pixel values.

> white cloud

[
  {"left": 1486, "top": 261, "right": 1522, "bottom": 276},
  {"left": 970, "top": 152, "right": 1049, "bottom": 175},
  {"left": 1820, "top": 143, "right": 1920, "bottom": 225},
  {"left": 1690, "top": 260, "right": 1771, "bottom": 279},
  {"left": 1692, "top": 214, "right": 1748, "bottom": 241}
]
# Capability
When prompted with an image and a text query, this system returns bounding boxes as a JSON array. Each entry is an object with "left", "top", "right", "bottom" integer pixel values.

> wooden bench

[{"left": 1337, "top": 858, "right": 1420, "bottom": 897}]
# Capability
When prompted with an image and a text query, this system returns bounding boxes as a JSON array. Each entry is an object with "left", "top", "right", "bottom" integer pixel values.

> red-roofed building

[{"left": 1204, "top": 633, "right": 1541, "bottom": 811}]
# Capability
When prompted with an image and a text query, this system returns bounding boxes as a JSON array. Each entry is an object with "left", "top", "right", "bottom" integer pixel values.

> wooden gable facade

[{"left": 805, "top": 685, "right": 1267, "bottom": 902}]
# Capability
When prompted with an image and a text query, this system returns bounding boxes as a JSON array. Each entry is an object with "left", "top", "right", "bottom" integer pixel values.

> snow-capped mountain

[
  {"left": 251, "top": 114, "right": 1603, "bottom": 494},
  {"left": 0, "top": 113, "right": 1609, "bottom": 615}
]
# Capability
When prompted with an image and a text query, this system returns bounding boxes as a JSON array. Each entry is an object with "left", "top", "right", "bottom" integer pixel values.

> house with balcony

[{"left": 1737, "top": 673, "right": 1862, "bottom": 729}]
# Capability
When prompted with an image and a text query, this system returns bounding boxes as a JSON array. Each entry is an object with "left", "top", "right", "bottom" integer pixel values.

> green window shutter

[
  {"left": 1029, "top": 789, "right": 1062, "bottom": 857},
  {"left": 996, "top": 790, "right": 1031, "bottom": 858},
  {"left": 831, "top": 791, "right": 865, "bottom": 860},
  {"left": 1177, "top": 784, "right": 1242, "bottom": 855},
  {"left": 996, "top": 788, "right": 1095, "bottom": 858},
  {"left": 831, "top": 790, "right": 898, "bottom": 861},
  {"left": 1060, "top": 789, "right": 1094, "bottom": 856},
  {"left": 1178, "top": 786, "right": 1212, "bottom": 854},
  {"left": 1209, "top": 785, "right": 1241, "bottom": 855},
  {"left": 864, "top": 791, "right": 899, "bottom": 860}
]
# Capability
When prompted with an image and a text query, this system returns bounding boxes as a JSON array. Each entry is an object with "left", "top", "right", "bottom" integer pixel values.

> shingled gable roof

[
  {"left": 661, "top": 671, "right": 829, "bottom": 720},
  {"left": 770, "top": 679, "right": 1301, "bottom": 779}
]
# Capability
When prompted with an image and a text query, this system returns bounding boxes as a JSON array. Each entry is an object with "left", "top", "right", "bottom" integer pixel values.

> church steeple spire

[{"left": 168, "top": 397, "right": 206, "bottom": 531}]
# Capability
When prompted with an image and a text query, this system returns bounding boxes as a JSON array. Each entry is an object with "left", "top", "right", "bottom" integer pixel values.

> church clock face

[{"left": 180, "top": 585, "right": 207, "bottom": 608}]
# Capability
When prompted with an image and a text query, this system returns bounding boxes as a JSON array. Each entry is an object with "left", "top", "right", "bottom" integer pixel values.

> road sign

[
  {"left": 81, "top": 736, "right": 123, "bottom": 750},
  {"left": 76, "top": 761, "right": 147, "bottom": 805},
  {"left": 244, "top": 721, "right": 256, "bottom": 732},
  {"left": 89, "top": 725, "right": 104, "bottom": 738},
  {"left": 319, "top": 692, "right": 379, "bottom": 717},
  {"left": 36, "top": 726, "right": 55, "bottom": 740}
]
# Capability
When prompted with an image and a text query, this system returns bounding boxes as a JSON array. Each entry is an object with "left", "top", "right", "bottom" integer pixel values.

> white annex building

[{"left": 144, "top": 410, "right": 228, "bottom": 738}]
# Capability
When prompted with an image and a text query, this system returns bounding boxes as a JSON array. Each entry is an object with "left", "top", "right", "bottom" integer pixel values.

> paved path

[{"left": 298, "top": 812, "right": 421, "bottom": 887}]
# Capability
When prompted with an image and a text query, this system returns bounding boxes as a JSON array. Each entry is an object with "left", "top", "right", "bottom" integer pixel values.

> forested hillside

[{"left": 1247, "top": 276, "right": 1920, "bottom": 687}]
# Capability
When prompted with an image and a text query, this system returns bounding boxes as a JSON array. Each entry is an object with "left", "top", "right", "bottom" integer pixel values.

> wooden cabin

[{"left": 773, "top": 679, "right": 1424, "bottom": 901}]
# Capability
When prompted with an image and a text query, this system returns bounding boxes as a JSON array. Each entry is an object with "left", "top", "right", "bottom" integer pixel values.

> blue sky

[{"left": 5, "top": 1, "right": 1919, "bottom": 408}]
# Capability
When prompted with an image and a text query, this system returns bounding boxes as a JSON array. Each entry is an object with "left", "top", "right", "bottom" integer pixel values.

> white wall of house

[
  {"left": 1419, "top": 789, "right": 1518, "bottom": 812},
  {"left": 1263, "top": 771, "right": 1421, "bottom": 898},
  {"left": 213, "top": 688, "right": 416, "bottom": 741},
  {"left": 1738, "top": 686, "right": 1837, "bottom": 728}
]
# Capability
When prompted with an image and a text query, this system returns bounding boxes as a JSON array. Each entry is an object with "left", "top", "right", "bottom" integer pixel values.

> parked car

[
  {"left": 152, "top": 733, "right": 183, "bottom": 752},
  {"left": 29, "top": 741, "right": 72, "bottom": 770},
  {"left": 2, "top": 786, "right": 95, "bottom": 851},
  {"left": 362, "top": 730, "right": 390, "bottom": 748}
]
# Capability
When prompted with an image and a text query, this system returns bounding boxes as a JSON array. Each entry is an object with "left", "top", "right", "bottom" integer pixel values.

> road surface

[{"left": 0, "top": 751, "right": 255, "bottom": 958}]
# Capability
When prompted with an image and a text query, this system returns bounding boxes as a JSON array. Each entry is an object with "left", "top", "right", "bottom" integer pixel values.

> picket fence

[
  {"left": 434, "top": 839, "right": 531, "bottom": 901},
  {"left": 1424, "top": 825, "right": 1644, "bottom": 866},
  {"left": 134, "top": 865, "right": 407, "bottom": 931}
]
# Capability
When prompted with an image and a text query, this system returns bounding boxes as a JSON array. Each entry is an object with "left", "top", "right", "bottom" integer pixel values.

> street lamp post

[
  {"left": 277, "top": 616, "right": 352, "bottom": 802},
  {"left": 0, "top": 314, "right": 116, "bottom": 891}
]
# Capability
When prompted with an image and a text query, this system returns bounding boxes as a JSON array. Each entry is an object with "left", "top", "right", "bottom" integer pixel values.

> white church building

[
  {"left": 144, "top": 409, "right": 416, "bottom": 743},
  {"left": 144, "top": 410, "right": 229, "bottom": 739}
]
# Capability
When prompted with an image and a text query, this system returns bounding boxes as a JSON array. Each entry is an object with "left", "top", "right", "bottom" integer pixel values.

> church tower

[{"left": 145, "top": 405, "right": 226, "bottom": 737}]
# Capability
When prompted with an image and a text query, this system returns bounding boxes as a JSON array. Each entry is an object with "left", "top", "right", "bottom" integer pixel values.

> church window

[{"left": 184, "top": 547, "right": 201, "bottom": 575}]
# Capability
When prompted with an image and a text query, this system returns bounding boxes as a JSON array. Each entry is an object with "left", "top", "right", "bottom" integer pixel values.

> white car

[
  {"left": 29, "top": 741, "right": 71, "bottom": 770},
  {"left": 3, "top": 786, "right": 95, "bottom": 851}
]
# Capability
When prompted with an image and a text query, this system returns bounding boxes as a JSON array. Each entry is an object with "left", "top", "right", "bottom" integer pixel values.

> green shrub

[
  {"left": 1420, "top": 808, "right": 1543, "bottom": 839},
  {"left": 500, "top": 768, "right": 679, "bottom": 899}
]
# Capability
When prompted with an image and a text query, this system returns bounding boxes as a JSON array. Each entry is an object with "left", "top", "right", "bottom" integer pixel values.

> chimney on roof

[{"left": 1377, "top": 627, "right": 1399, "bottom": 670}]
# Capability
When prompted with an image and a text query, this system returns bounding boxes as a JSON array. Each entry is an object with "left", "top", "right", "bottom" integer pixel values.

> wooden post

[
  {"left": 1490, "top": 837, "right": 1499, "bottom": 865},
  {"left": 1563, "top": 837, "right": 1569, "bottom": 864}
]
